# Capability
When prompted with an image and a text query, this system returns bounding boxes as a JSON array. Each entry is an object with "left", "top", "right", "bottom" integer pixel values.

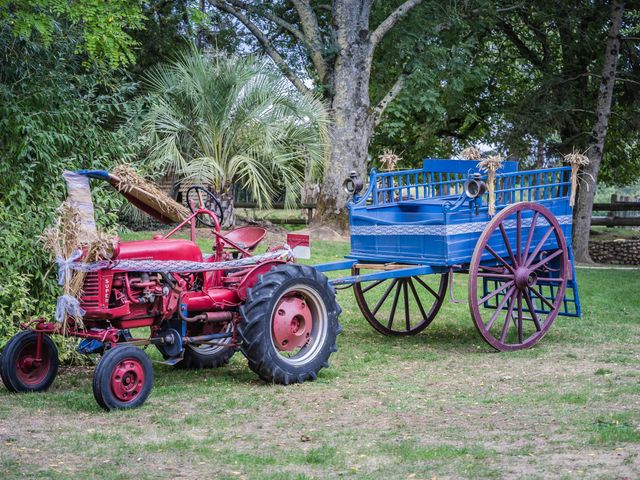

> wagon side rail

[
  {"left": 491, "top": 167, "right": 573, "bottom": 208},
  {"left": 353, "top": 162, "right": 573, "bottom": 213}
]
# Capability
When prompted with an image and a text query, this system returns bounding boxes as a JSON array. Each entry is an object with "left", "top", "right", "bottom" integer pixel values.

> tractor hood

[{"left": 114, "top": 239, "right": 203, "bottom": 262}]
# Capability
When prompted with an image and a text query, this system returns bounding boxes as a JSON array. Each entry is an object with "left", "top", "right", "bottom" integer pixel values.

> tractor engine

[{"left": 80, "top": 238, "right": 229, "bottom": 329}]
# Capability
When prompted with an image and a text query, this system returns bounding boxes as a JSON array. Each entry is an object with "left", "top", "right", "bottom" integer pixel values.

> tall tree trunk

[
  {"left": 572, "top": 0, "right": 624, "bottom": 263},
  {"left": 313, "top": 78, "right": 374, "bottom": 231},
  {"left": 313, "top": 0, "right": 374, "bottom": 232}
]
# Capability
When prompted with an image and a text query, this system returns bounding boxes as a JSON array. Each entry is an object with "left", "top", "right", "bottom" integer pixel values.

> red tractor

[{"left": 0, "top": 172, "right": 341, "bottom": 410}]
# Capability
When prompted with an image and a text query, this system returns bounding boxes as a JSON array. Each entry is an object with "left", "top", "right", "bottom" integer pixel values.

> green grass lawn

[{"left": 1, "top": 237, "right": 639, "bottom": 479}]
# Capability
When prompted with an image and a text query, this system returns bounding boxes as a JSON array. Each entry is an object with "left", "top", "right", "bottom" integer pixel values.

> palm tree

[{"left": 141, "top": 47, "right": 329, "bottom": 228}]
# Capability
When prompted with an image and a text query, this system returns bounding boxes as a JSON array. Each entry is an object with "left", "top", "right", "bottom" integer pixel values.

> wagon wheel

[
  {"left": 353, "top": 266, "right": 448, "bottom": 336},
  {"left": 468, "top": 202, "right": 568, "bottom": 351}
]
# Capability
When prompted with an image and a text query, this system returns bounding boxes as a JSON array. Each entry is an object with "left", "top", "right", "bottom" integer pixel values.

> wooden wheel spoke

[
  {"left": 403, "top": 281, "right": 411, "bottom": 331},
  {"left": 486, "top": 286, "right": 515, "bottom": 330},
  {"left": 499, "top": 293, "right": 516, "bottom": 343},
  {"left": 479, "top": 265, "right": 507, "bottom": 274},
  {"left": 522, "top": 211, "right": 539, "bottom": 262},
  {"left": 361, "top": 279, "right": 385, "bottom": 294},
  {"left": 528, "top": 287, "right": 555, "bottom": 311},
  {"left": 523, "top": 290, "right": 542, "bottom": 331},
  {"left": 536, "top": 276, "right": 564, "bottom": 283},
  {"left": 499, "top": 222, "right": 517, "bottom": 267},
  {"left": 516, "top": 210, "right": 522, "bottom": 264},
  {"left": 372, "top": 279, "right": 398, "bottom": 316},
  {"left": 414, "top": 276, "right": 440, "bottom": 299},
  {"left": 408, "top": 279, "right": 428, "bottom": 320},
  {"left": 485, "top": 245, "right": 515, "bottom": 273},
  {"left": 477, "top": 272, "right": 513, "bottom": 280},
  {"left": 517, "top": 291, "right": 523, "bottom": 343},
  {"left": 478, "top": 280, "right": 515, "bottom": 306},
  {"left": 386, "top": 281, "right": 403, "bottom": 329},
  {"left": 528, "top": 249, "right": 563, "bottom": 272},
  {"left": 524, "top": 226, "right": 554, "bottom": 267}
]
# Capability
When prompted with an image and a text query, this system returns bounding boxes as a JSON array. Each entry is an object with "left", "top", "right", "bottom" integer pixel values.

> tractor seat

[{"left": 222, "top": 226, "right": 267, "bottom": 251}]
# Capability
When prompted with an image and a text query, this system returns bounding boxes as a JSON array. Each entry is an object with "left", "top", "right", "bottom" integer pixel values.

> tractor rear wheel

[
  {"left": 239, "top": 264, "right": 341, "bottom": 385},
  {"left": 93, "top": 346, "right": 153, "bottom": 410},
  {"left": 1, "top": 331, "right": 59, "bottom": 393}
]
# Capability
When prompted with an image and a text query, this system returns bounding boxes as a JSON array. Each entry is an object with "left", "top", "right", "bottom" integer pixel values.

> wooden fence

[
  {"left": 235, "top": 202, "right": 317, "bottom": 225},
  {"left": 592, "top": 195, "right": 640, "bottom": 227}
]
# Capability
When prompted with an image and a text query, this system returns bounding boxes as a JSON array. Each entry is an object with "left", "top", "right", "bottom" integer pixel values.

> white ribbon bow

[{"left": 56, "top": 249, "right": 83, "bottom": 286}]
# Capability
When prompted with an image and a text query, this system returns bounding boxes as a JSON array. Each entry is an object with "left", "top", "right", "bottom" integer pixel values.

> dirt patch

[{"left": 297, "top": 226, "right": 349, "bottom": 242}]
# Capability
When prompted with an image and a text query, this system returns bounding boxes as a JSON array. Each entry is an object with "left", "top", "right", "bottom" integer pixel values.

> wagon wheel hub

[
  {"left": 514, "top": 267, "right": 537, "bottom": 290},
  {"left": 272, "top": 295, "right": 312, "bottom": 351}
]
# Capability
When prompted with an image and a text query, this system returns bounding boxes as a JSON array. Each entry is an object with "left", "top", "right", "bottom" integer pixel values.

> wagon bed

[{"left": 316, "top": 158, "right": 581, "bottom": 351}]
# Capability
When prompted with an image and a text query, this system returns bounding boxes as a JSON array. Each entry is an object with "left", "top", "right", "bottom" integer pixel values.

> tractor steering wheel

[{"left": 186, "top": 186, "right": 224, "bottom": 228}]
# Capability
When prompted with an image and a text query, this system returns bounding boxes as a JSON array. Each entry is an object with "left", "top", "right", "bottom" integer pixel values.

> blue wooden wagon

[{"left": 315, "top": 159, "right": 581, "bottom": 351}]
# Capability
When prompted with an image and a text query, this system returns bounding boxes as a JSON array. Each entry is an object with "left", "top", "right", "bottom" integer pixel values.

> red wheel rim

[
  {"left": 15, "top": 342, "right": 51, "bottom": 386},
  {"left": 110, "top": 357, "right": 145, "bottom": 402},
  {"left": 469, "top": 202, "right": 568, "bottom": 351},
  {"left": 269, "top": 285, "right": 328, "bottom": 365},
  {"left": 272, "top": 294, "right": 313, "bottom": 351}
]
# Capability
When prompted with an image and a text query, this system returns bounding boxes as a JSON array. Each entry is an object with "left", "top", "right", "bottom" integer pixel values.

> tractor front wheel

[
  {"left": 92, "top": 346, "right": 153, "bottom": 411},
  {"left": 239, "top": 264, "right": 341, "bottom": 385},
  {"left": 1, "top": 331, "right": 59, "bottom": 393}
]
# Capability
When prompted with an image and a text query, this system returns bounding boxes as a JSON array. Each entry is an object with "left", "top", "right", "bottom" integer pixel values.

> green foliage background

[{"left": 0, "top": 27, "right": 143, "bottom": 349}]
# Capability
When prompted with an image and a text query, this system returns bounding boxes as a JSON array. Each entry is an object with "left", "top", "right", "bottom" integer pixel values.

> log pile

[{"left": 589, "top": 239, "right": 640, "bottom": 265}]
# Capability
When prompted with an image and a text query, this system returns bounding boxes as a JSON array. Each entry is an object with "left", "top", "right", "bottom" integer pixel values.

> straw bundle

[
  {"left": 378, "top": 149, "right": 402, "bottom": 171},
  {"left": 111, "top": 165, "right": 190, "bottom": 222},
  {"left": 477, "top": 155, "right": 504, "bottom": 216},
  {"left": 41, "top": 202, "right": 115, "bottom": 330},
  {"left": 563, "top": 150, "right": 590, "bottom": 207},
  {"left": 460, "top": 147, "right": 482, "bottom": 160}
]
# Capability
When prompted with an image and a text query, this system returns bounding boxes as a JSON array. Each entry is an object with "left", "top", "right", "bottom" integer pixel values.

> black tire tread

[{"left": 176, "top": 344, "right": 235, "bottom": 369}]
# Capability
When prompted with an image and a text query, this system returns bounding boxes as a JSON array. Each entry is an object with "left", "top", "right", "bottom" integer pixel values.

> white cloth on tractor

[
  {"left": 62, "top": 171, "right": 98, "bottom": 243},
  {"left": 62, "top": 248, "right": 294, "bottom": 275}
]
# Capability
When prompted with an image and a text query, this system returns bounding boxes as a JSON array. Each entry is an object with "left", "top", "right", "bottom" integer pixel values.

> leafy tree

[
  {"left": 1, "top": 0, "right": 145, "bottom": 67},
  {"left": 369, "top": 6, "right": 492, "bottom": 164},
  {"left": 140, "top": 48, "right": 329, "bottom": 227},
  {"left": 472, "top": 0, "right": 639, "bottom": 261},
  {"left": 127, "top": 0, "right": 245, "bottom": 79},
  {"left": 573, "top": 0, "right": 627, "bottom": 262}
]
